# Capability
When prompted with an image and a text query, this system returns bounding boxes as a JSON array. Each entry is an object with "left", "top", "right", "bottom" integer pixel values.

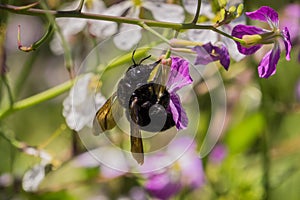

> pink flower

[
  {"left": 166, "top": 57, "right": 193, "bottom": 130},
  {"left": 232, "top": 6, "right": 292, "bottom": 78},
  {"left": 142, "top": 137, "right": 205, "bottom": 199}
]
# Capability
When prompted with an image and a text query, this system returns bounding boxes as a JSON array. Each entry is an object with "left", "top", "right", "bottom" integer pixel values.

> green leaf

[
  {"left": 27, "top": 190, "right": 77, "bottom": 200},
  {"left": 225, "top": 113, "right": 265, "bottom": 154}
]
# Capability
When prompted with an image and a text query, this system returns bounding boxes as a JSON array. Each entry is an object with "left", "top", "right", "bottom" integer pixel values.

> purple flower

[
  {"left": 192, "top": 42, "right": 230, "bottom": 70},
  {"left": 129, "top": 187, "right": 147, "bottom": 200},
  {"left": 280, "top": 3, "right": 300, "bottom": 63},
  {"left": 280, "top": 3, "right": 300, "bottom": 42},
  {"left": 209, "top": 144, "right": 227, "bottom": 164},
  {"left": 143, "top": 137, "right": 205, "bottom": 199},
  {"left": 166, "top": 57, "right": 193, "bottom": 130},
  {"left": 232, "top": 6, "right": 292, "bottom": 78}
]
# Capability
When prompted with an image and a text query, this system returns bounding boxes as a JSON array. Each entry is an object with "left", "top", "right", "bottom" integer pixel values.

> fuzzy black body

[
  {"left": 117, "top": 61, "right": 159, "bottom": 108},
  {"left": 117, "top": 60, "right": 175, "bottom": 132},
  {"left": 129, "top": 83, "right": 175, "bottom": 132}
]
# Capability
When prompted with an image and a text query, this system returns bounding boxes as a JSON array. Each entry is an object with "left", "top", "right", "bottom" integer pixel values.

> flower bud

[
  {"left": 218, "top": 0, "right": 227, "bottom": 8},
  {"left": 242, "top": 34, "right": 262, "bottom": 46},
  {"left": 229, "top": 6, "right": 236, "bottom": 13},
  {"left": 237, "top": 4, "right": 244, "bottom": 17}
]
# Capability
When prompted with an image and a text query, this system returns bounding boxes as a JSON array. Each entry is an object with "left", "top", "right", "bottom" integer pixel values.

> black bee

[{"left": 93, "top": 50, "right": 175, "bottom": 164}]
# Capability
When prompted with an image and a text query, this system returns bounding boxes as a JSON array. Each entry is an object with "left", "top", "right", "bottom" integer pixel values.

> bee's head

[{"left": 131, "top": 49, "right": 153, "bottom": 67}]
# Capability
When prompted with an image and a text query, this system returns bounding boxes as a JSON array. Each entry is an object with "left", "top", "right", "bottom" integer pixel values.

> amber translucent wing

[
  {"left": 129, "top": 97, "right": 144, "bottom": 165},
  {"left": 93, "top": 93, "right": 123, "bottom": 135},
  {"left": 130, "top": 121, "right": 144, "bottom": 165}
]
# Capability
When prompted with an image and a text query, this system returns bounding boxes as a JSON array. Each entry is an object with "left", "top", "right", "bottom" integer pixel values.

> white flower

[
  {"left": 73, "top": 147, "right": 129, "bottom": 179},
  {"left": 22, "top": 164, "right": 46, "bottom": 192},
  {"left": 21, "top": 147, "right": 54, "bottom": 192},
  {"left": 63, "top": 73, "right": 106, "bottom": 131},
  {"left": 91, "top": 0, "right": 185, "bottom": 50},
  {"left": 183, "top": 0, "right": 246, "bottom": 61},
  {"left": 50, "top": 0, "right": 106, "bottom": 55},
  {"left": 51, "top": 0, "right": 185, "bottom": 53}
]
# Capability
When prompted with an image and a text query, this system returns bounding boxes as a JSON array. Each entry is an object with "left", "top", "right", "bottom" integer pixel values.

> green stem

[
  {"left": 165, "top": 48, "right": 171, "bottom": 59},
  {"left": 171, "top": 47, "right": 196, "bottom": 54},
  {"left": 192, "top": 0, "right": 201, "bottom": 24},
  {"left": 40, "top": 2, "right": 74, "bottom": 78},
  {"left": 0, "top": 3, "right": 244, "bottom": 45},
  {"left": 170, "top": 38, "right": 203, "bottom": 47},
  {"left": 103, "top": 42, "right": 160, "bottom": 72},
  {"left": 262, "top": 130, "right": 270, "bottom": 200},
  {"left": 38, "top": 124, "right": 67, "bottom": 149},
  {"left": 0, "top": 4, "right": 183, "bottom": 29},
  {"left": 138, "top": 22, "right": 170, "bottom": 44},
  {"left": 12, "top": 1, "right": 39, "bottom": 11},
  {"left": 18, "top": 23, "right": 54, "bottom": 52},
  {"left": 0, "top": 79, "right": 74, "bottom": 119},
  {"left": 76, "top": 0, "right": 85, "bottom": 12},
  {"left": 0, "top": 130, "right": 26, "bottom": 149},
  {"left": 1, "top": 75, "right": 14, "bottom": 106},
  {"left": 210, "top": 26, "right": 245, "bottom": 44},
  {"left": 14, "top": 49, "right": 39, "bottom": 98}
]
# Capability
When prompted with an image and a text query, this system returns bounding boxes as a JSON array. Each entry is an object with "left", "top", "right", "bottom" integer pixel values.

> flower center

[
  {"left": 85, "top": 0, "right": 94, "bottom": 10},
  {"left": 88, "top": 75, "right": 101, "bottom": 93},
  {"left": 132, "top": 0, "right": 142, "bottom": 6}
]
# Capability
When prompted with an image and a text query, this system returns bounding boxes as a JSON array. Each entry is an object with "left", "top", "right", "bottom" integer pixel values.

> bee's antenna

[
  {"left": 132, "top": 49, "right": 137, "bottom": 66},
  {"left": 139, "top": 55, "right": 151, "bottom": 65}
]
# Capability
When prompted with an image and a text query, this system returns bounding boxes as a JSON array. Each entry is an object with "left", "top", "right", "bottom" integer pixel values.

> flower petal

[
  {"left": 103, "top": 0, "right": 132, "bottom": 16},
  {"left": 166, "top": 137, "right": 204, "bottom": 188},
  {"left": 82, "top": 0, "right": 106, "bottom": 14},
  {"left": 214, "top": 43, "right": 230, "bottom": 70},
  {"left": 282, "top": 27, "right": 292, "bottom": 61},
  {"left": 209, "top": 144, "right": 227, "bottom": 164},
  {"left": 193, "top": 43, "right": 230, "bottom": 70},
  {"left": 258, "top": 43, "right": 280, "bottom": 78},
  {"left": 193, "top": 44, "right": 215, "bottom": 66},
  {"left": 145, "top": 173, "right": 181, "bottom": 200},
  {"left": 182, "top": 0, "right": 198, "bottom": 15},
  {"left": 88, "top": 1, "right": 132, "bottom": 38},
  {"left": 57, "top": 18, "right": 87, "bottom": 36},
  {"left": 113, "top": 25, "right": 142, "bottom": 50},
  {"left": 232, "top": 24, "right": 264, "bottom": 55},
  {"left": 246, "top": 6, "right": 279, "bottom": 26},
  {"left": 144, "top": 2, "right": 184, "bottom": 23},
  {"left": 179, "top": 152, "right": 204, "bottom": 189},
  {"left": 222, "top": 35, "right": 245, "bottom": 61},
  {"left": 88, "top": 20, "right": 118, "bottom": 38},
  {"left": 63, "top": 74, "right": 106, "bottom": 131},
  {"left": 166, "top": 57, "right": 193, "bottom": 93},
  {"left": 187, "top": 28, "right": 218, "bottom": 44},
  {"left": 168, "top": 93, "right": 188, "bottom": 130},
  {"left": 183, "top": 0, "right": 214, "bottom": 19},
  {"left": 280, "top": 4, "right": 300, "bottom": 41},
  {"left": 22, "top": 164, "right": 45, "bottom": 192},
  {"left": 221, "top": 15, "right": 246, "bottom": 61}
]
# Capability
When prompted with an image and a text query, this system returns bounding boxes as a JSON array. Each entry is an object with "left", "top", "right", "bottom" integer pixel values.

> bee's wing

[
  {"left": 93, "top": 93, "right": 123, "bottom": 135},
  {"left": 129, "top": 97, "right": 144, "bottom": 165},
  {"left": 130, "top": 121, "right": 144, "bottom": 165}
]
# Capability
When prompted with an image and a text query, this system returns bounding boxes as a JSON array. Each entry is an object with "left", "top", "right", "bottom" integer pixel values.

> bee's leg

[{"left": 129, "top": 98, "right": 144, "bottom": 165}]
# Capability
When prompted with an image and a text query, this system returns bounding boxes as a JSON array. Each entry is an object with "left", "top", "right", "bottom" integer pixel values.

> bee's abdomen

[{"left": 128, "top": 83, "right": 175, "bottom": 132}]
